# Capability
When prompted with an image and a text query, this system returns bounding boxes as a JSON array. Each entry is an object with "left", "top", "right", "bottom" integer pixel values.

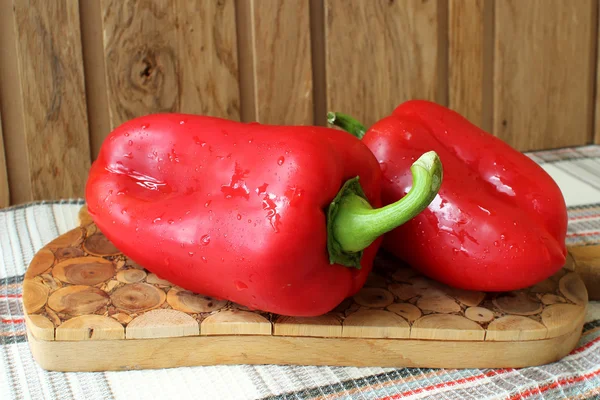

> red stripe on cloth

[
  {"left": 378, "top": 369, "right": 514, "bottom": 400},
  {"left": 570, "top": 214, "right": 600, "bottom": 221},
  {"left": 567, "top": 231, "right": 600, "bottom": 237},
  {"left": 1, "top": 318, "right": 25, "bottom": 324},
  {"left": 0, "top": 294, "right": 22, "bottom": 299},
  {"left": 381, "top": 337, "right": 600, "bottom": 400},
  {"left": 569, "top": 335, "right": 600, "bottom": 355},
  {"left": 0, "top": 330, "right": 25, "bottom": 337},
  {"left": 509, "top": 367, "right": 600, "bottom": 400}
]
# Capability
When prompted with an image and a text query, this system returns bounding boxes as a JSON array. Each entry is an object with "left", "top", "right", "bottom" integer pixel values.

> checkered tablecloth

[{"left": 3, "top": 146, "right": 600, "bottom": 400}]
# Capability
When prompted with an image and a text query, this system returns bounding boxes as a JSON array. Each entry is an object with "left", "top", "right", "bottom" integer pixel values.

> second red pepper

[{"left": 329, "top": 100, "right": 568, "bottom": 292}]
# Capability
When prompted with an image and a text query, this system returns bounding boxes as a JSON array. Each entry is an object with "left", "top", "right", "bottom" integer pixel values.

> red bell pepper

[
  {"left": 85, "top": 114, "right": 442, "bottom": 316},
  {"left": 328, "top": 100, "right": 568, "bottom": 292}
]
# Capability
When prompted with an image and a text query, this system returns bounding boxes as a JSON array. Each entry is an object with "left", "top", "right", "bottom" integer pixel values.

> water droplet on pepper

[
  {"left": 261, "top": 194, "right": 282, "bottom": 232},
  {"left": 378, "top": 160, "right": 388, "bottom": 172},
  {"left": 256, "top": 183, "right": 269, "bottom": 196},
  {"left": 221, "top": 164, "right": 250, "bottom": 199},
  {"left": 285, "top": 186, "right": 304, "bottom": 206}
]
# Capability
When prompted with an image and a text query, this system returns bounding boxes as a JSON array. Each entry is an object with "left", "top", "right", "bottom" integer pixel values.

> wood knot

[
  {"left": 140, "top": 58, "right": 153, "bottom": 79},
  {"left": 137, "top": 50, "right": 162, "bottom": 84},
  {"left": 131, "top": 48, "right": 168, "bottom": 85},
  {"left": 115, "top": 46, "right": 179, "bottom": 117}
]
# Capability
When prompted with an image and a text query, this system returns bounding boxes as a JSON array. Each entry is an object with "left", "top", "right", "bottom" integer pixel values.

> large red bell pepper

[
  {"left": 328, "top": 100, "right": 568, "bottom": 292},
  {"left": 85, "top": 114, "right": 442, "bottom": 316}
]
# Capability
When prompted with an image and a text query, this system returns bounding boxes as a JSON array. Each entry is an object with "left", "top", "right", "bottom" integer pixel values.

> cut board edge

[{"left": 26, "top": 321, "right": 584, "bottom": 372}]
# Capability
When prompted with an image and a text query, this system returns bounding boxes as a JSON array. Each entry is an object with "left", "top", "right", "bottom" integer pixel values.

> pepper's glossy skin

[
  {"left": 86, "top": 114, "right": 383, "bottom": 316},
  {"left": 364, "top": 100, "right": 568, "bottom": 291}
]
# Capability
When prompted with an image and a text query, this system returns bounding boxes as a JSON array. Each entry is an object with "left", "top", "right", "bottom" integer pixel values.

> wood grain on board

[
  {"left": 0, "top": 112, "right": 9, "bottom": 208},
  {"left": 100, "top": 0, "right": 240, "bottom": 131},
  {"left": 10, "top": 0, "right": 91, "bottom": 200},
  {"left": 247, "top": 0, "right": 313, "bottom": 125},
  {"left": 325, "top": 0, "right": 446, "bottom": 128},
  {"left": 27, "top": 327, "right": 582, "bottom": 372},
  {"left": 448, "top": 0, "right": 490, "bottom": 131},
  {"left": 23, "top": 211, "right": 588, "bottom": 370},
  {"left": 494, "top": 0, "right": 595, "bottom": 151}
]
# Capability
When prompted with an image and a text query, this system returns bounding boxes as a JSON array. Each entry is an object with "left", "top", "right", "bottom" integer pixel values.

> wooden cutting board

[{"left": 22, "top": 206, "right": 588, "bottom": 372}]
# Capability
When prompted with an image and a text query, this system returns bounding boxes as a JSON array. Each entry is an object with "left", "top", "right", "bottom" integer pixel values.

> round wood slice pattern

[{"left": 22, "top": 209, "right": 588, "bottom": 342}]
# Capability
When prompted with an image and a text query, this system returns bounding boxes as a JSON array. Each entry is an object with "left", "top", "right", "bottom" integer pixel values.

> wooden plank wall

[{"left": 0, "top": 0, "right": 598, "bottom": 207}]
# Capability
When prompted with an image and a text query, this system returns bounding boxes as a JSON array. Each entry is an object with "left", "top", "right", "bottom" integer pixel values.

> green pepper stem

[
  {"left": 326, "top": 151, "right": 443, "bottom": 268},
  {"left": 327, "top": 112, "right": 367, "bottom": 139}
]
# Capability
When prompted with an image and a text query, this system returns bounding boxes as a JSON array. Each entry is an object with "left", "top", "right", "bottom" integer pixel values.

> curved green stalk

[
  {"left": 327, "top": 112, "right": 367, "bottom": 140},
  {"left": 327, "top": 151, "right": 442, "bottom": 268}
]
